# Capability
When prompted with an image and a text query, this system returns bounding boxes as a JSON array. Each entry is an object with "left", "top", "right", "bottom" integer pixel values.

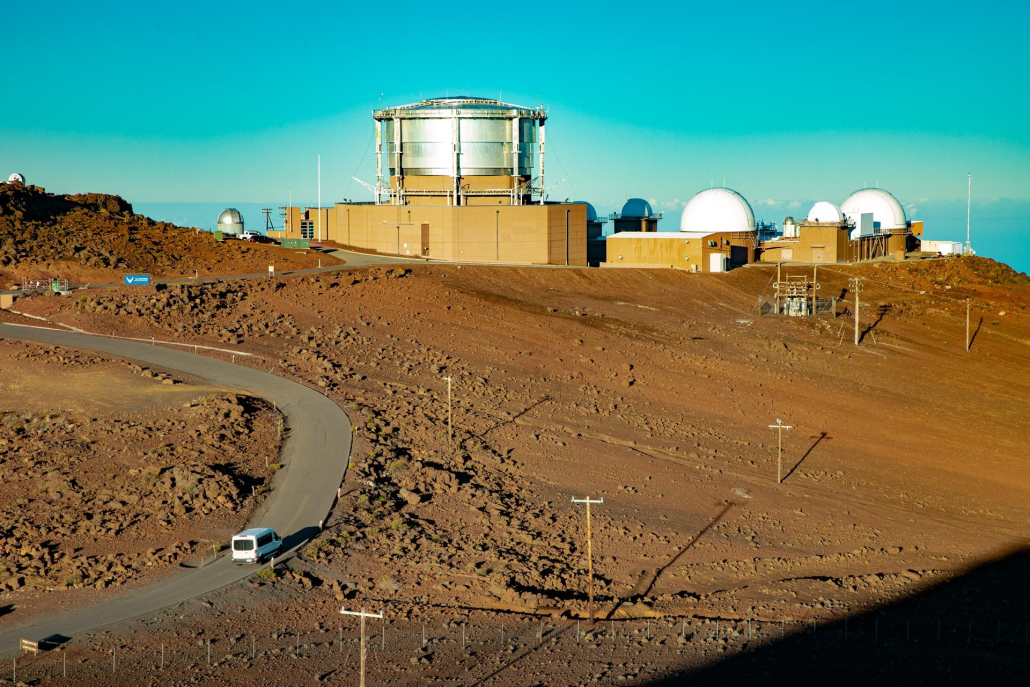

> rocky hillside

[{"left": 0, "top": 182, "right": 335, "bottom": 283}]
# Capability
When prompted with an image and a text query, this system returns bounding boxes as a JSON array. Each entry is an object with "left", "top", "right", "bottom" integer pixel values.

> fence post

[
  {"left": 501, "top": 623, "right": 504, "bottom": 645},
  {"left": 253, "top": 635, "right": 257, "bottom": 659},
  {"left": 577, "top": 620, "right": 580, "bottom": 642},
  {"left": 161, "top": 642, "right": 164, "bottom": 669},
  {"left": 462, "top": 623, "right": 466, "bottom": 648},
  {"left": 113, "top": 646, "right": 116, "bottom": 673},
  {"left": 716, "top": 621, "right": 720, "bottom": 641},
  {"left": 422, "top": 624, "right": 426, "bottom": 649}
]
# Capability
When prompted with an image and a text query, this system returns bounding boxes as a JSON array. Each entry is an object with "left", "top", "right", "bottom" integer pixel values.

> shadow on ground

[{"left": 642, "top": 546, "right": 1030, "bottom": 686}]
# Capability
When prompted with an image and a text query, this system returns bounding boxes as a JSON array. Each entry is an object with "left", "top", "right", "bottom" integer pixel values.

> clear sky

[{"left": 3, "top": 1, "right": 1028, "bottom": 271}]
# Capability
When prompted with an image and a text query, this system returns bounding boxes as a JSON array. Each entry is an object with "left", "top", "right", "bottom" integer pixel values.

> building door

[
  {"left": 709, "top": 253, "right": 727, "bottom": 273},
  {"left": 421, "top": 223, "right": 430, "bottom": 256}
]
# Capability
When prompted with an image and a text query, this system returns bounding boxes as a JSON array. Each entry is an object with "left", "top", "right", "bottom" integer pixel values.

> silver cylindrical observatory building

[{"left": 372, "top": 96, "right": 547, "bottom": 206}]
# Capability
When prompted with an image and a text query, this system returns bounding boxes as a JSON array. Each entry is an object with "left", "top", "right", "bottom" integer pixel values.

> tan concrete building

[
  {"left": 759, "top": 223, "right": 914, "bottom": 264},
  {"left": 271, "top": 96, "right": 589, "bottom": 266},
  {"left": 273, "top": 202, "right": 587, "bottom": 266},
  {"left": 604, "top": 231, "right": 756, "bottom": 273}
]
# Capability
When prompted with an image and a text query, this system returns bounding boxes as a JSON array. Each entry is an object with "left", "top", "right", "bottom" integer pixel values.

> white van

[{"left": 231, "top": 528, "right": 282, "bottom": 564}]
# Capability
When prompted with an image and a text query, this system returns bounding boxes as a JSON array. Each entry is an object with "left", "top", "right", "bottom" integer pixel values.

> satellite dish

[{"left": 7, "top": 173, "right": 25, "bottom": 184}]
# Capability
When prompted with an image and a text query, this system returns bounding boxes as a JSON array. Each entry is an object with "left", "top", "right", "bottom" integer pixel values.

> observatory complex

[
  {"left": 272, "top": 95, "right": 936, "bottom": 271},
  {"left": 273, "top": 97, "right": 586, "bottom": 265}
]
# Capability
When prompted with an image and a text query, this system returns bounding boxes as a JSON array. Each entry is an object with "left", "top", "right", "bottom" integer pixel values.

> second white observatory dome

[
  {"left": 806, "top": 201, "right": 842, "bottom": 223},
  {"left": 680, "top": 188, "right": 756, "bottom": 233},
  {"left": 841, "top": 189, "right": 907, "bottom": 230}
]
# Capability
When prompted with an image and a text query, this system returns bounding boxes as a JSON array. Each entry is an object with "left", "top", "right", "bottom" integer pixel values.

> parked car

[
  {"left": 231, "top": 528, "right": 282, "bottom": 564},
  {"left": 238, "top": 232, "right": 276, "bottom": 244},
  {"left": 236, "top": 231, "right": 259, "bottom": 241}
]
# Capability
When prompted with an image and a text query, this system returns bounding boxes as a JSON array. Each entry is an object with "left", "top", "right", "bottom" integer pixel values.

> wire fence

[{"left": 8, "top": 615, "right": 1030, "bottom": 683}]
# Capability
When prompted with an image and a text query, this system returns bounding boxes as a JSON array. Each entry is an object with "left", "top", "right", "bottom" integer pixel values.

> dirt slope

[
  {"left": 5, "top": 255, "right": 1030, "bottom": 684},
  {"left": 0, "top": 182, "right": 338, "bottom": 286}
]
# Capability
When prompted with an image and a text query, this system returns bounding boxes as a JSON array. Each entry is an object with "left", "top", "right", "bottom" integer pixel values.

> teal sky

[{"left": 3, "top": 1, "right": 1028, "bottom": 271}]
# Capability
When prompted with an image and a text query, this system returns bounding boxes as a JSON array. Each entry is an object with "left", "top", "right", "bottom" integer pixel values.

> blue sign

[{"left": 124, "top": 274, "right": 151, "bottom": 286}]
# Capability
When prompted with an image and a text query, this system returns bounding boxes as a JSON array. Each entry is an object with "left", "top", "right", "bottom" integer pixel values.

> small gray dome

[
  {"left": 621, "top": 198, "right": 654, "bottom": 218},
  {"left": 218, "top": 208, "right": 243, "bottom": 225}
]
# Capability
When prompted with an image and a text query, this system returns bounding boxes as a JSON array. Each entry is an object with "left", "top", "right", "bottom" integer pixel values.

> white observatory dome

[
  {"left": 7, "top": 173, "right": 25, "bottom": 184},
  {"left": 840, "top": 189, "right": 907, "bottom": 230},
  {"left": 574, "top": 201, "right": 598, "bottom": 222},
  {"left": 621, "top": 198, "right": 654, "bottom": 218},
  {"left": 679, "top": 188, "right": 756, "bottom": 233},
  {"left": 806, "top": 201, "right": 842, "bottom": 223}
]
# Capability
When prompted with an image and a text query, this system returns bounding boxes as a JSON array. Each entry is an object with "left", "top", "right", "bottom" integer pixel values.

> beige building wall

[
  {"left": 271, "top": 206, "right": 335, "bottom": 242},
  {"left": 278, "top": 202, "right": 587, "bottom": 266},
  {"left": 604, "top": 234, "right": 730, "bottom": 272}
]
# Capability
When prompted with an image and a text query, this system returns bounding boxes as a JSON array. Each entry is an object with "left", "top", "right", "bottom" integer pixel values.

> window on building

[
  {"left": 300, "top": 220, "right": 314, "bottom": 239},
  {"left": 708, "top": 239, "right": 717, "bottom": 247}
]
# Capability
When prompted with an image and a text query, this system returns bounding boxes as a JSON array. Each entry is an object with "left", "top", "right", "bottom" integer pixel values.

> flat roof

[{"left": 608, "top": 231, "right": 715, "bottom": 239}]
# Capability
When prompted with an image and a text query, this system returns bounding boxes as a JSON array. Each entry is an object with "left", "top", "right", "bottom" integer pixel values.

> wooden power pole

[
  {"left": 768, "top": 418, "right": 793, "bottom": 484},
  {"left": 341, "top": 607, "right": 384, "bottom": 687},
  {"left": 848, "top": 277, "right": 863, "bottom": 346},
  {"left": 571, "top": 496, "right": 603, "bottom": 624}
]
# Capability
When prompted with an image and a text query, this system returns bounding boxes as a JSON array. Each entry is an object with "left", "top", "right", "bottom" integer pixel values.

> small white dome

[
  {"left": 7, "top": 173, "right": 25, "bottom": 184},
  {"left": 841, "top": 189, "right": 907, "bottom": 230},
  {"left": 806, "top": 201, "right": 842, "bottom": 223},
  {"left": 621, "top": 198, "right": 654, "bottom": 218},
  {"left": 679, "top": 187, "right": 756, "bottom": 233}
]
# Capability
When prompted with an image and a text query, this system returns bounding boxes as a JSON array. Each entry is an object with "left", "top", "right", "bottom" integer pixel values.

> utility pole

[
  {"left": 966, "top": 172, "right": 972, "bottom": 255},
  {"left": 444, "top": 376, "right": 453, "bottom": 450},
  {"left": 341, "top": 607, "right": 384, "bottom": 687},
  {"left": 848, "top": 277, "right": 863, "bottom": 345},
  {"left": 966, "top": 298, "right": 971, "bottom": 353},
  {"left": 318, "top": 154, "right": 322, "bottom": 243},
  {"left": 571, "top": 496, "right": 603, "bottom": 624},
  {"left": 768, "top": 418, "right": 792, "bottom": 484}
]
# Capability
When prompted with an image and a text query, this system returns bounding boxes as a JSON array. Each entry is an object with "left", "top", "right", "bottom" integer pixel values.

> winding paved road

[{"left": 0, "top": 323, "right": 352, "bottom": 653}]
